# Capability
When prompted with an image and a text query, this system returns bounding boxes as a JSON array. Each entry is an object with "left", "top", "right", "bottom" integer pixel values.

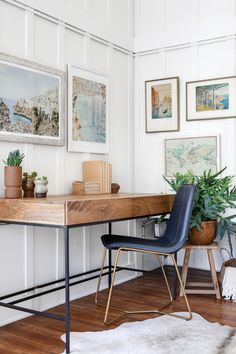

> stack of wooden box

[
  {"left": 83, "top": 160, "right": 112, "bottom": 193},
  {"left": 72, "top": 160, "right": 112, "bottom": 194}
]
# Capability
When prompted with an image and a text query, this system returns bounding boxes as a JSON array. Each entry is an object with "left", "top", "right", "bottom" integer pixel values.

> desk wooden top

[{"left": 0, "top": 193, "right": 174, "bottom": 227}]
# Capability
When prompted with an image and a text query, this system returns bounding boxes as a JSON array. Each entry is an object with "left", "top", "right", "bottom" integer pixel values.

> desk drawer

[{"left": 66, "top": 198, "right": 133, "bottom": 225}]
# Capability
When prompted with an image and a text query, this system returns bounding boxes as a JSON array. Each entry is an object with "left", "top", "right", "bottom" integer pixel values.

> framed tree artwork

[
  {"left": 186, "top": 76, "right": 236, "bottom": 121},
  {"left": 68, "top": 65, "right": 109, "bottom": 153},
  {"left": 145, "top": 77, "right": 179, "bottom": 133}
]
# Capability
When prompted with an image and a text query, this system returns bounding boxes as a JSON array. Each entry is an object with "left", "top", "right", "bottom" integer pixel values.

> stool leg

[
  {"left": 207, "top": 249, "right": 221, "bottom": 299},
  {"left": 180, "top": 249, "right": 191, "bottom": 297}
]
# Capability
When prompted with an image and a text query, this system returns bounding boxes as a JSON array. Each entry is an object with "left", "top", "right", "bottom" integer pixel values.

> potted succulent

[
  {"left": 3, "top": 149, "right": 25, "bottom": 198},
  {"left": 163, "top": 167, "right": 236, "bottom": 254},
  {"left": 22, "top": 171, "right": 38, "bottom": 198},
  {"left": 34, "top": 176, "right": 48, "bottom": 198}
]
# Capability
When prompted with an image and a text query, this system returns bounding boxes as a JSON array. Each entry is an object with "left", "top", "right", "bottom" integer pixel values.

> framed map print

[
  {"left": 165, "top": 135, "right": 219, "bottom": 177},
  {"left": 145, "top": 77, "right": 179, "bottom": 133}
]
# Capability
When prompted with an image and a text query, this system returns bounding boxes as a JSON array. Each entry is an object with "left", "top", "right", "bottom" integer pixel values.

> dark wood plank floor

[{"left": 0, "top": 267, "right": 236, "bottom": 354}]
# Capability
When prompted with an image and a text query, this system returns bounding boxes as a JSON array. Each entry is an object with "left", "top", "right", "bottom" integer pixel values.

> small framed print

[
  {"left": 145, "top": 77, "right": 179, "bottom": 133},
  {"left": 186, "top": 76, "right": 236, "bottom": 121},
  {"left": 165, "top": 135, "right": 219, "bottom": 177}
]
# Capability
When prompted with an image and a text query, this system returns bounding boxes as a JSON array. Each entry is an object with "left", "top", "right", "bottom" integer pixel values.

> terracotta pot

[
  {"left": 4, "top": 166, "right": 22, "bottom": 198},
  {"left": 22, "top": 178, "right": 35, "bottom": 198},
  {"left": 188, "top": 220, "right": 217, "bottom": 245}
]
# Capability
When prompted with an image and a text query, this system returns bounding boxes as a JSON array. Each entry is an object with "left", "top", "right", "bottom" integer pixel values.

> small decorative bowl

[{"left": 111, "top": 183, "right": 120, "bottom": 194}]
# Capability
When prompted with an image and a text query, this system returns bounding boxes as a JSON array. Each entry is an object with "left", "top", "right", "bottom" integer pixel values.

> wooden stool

[{"left": 180, "top": 241, "right": 221, "bottom": 299}]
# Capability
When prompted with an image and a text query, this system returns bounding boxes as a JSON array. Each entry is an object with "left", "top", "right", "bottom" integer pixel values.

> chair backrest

[{"left": 164, "top": 184, "right": 196, "bottom": 252}]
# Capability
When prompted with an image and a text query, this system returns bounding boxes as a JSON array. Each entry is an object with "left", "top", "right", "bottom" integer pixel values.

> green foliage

[
  {"left": 3, "top": 149, "right": 25, "bottom": 166},
  {"left": 36, "top": 176, "right": 48, "bottom": 181},
  {"left": 163, "top": 167, "right": 236, "bottom": 255},
  {"left": 23, "top": 171, "right": 38, "bottom": 180}
]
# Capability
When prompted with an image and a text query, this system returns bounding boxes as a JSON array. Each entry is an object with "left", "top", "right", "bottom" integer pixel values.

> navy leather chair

[{"left": 95, "top": 184, "right": 196, "bottom": 325}]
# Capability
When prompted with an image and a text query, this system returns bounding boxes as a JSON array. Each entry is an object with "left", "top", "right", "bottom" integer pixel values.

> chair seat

[{"left": 101, "top": 234, "right": 180, "bottom": 254}]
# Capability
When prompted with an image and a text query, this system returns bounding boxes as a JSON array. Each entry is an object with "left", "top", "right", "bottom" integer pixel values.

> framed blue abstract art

[{"left": 68, "top": 65, "right": 109, "bottom": 153}]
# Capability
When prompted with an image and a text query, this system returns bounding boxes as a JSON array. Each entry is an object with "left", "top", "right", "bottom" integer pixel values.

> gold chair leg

[
  {"left": 103, "top": 249, "right": 172, "bottom": 326},
  {"left": 170, "top": 254, "right": 192, "bottom": 321},
  {"left": 96, "top": 248, "right": 192, "bottom": 325},
  {"left": 157, "top": 255, "right": 173, "bottom": 303},
  {"left": 95, "top": 248, "right": 107, "bottom": 306},
  {"left": 104, "top": 248, "right": 122, "bottom": 325},
  {"left": 95, "top": 248, "right": 133, "bottom": 324}
]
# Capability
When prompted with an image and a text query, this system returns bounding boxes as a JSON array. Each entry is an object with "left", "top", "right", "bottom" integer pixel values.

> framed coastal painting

[
  {"left": 68, "top": 65, "right": 109, "bottom": 153},
  {"left": 186, "top": 76, "right": 236, "bottom": 121},
  {"left": 0, "top": 52, "right": 65, "bottom": 145},
  {"left": 145, "top": 77, "right": 179, "bottom": 133},
  {"left": 165, "top": 135, "right": 219, "bottom": 177}
]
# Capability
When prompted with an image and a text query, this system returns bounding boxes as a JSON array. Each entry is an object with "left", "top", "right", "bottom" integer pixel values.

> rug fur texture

[{"left": 61, "top": 312, "right": 236, "bottom": 354}]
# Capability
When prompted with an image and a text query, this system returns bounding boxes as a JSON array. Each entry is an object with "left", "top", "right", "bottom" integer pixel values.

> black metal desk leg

[
  {"left": 64, "top": 227, "right": 70, "bottom": 354},
  {"left": 173, "top": 252, "right": 178, "bottom": 300},
  {"left": 108, "top": 223, "right": 112, "bottom": 287}
]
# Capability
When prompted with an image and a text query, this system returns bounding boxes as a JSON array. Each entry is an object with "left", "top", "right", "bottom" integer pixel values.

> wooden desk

[
  {"left": 0, "top": 193, "right": 174, "bottom": 353},
  {"left": 0, "top": 193, "right": 174, "bottom": 226}
]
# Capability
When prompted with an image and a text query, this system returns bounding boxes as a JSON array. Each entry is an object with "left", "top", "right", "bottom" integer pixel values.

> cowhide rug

[{"left": 61, "top": 312, "right": 236, "bottom": 354}]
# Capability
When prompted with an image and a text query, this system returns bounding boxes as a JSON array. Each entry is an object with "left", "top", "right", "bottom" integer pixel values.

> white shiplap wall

[
  {"left": 15, "top": 0, "right": 134, "bottom": 51},
  {"left": 134, "top": 0, "right": 236, "bottom": 271},
  {"left": 2, "top": 0, "right": 236, "bottom": 327},
  {"left": 0, "top": 0, "right": 134, "bottom": 325}
]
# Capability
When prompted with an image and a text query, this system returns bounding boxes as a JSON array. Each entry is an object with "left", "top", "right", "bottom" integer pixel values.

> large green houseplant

[{"left": 164, "top": 167, "right": 236, "bottom": 255}]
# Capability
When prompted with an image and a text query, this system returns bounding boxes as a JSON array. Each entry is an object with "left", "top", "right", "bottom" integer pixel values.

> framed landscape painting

[
  {"left": 145, "top": 77, "right": 179, "bottom": 133},
  {"left": 0, "top": 52, "right": 65, "bottom": 145},
  {"left": 186, "top": 76, "right": 236, "bottom": 121},
  {"left": 165, "top": 135, "right": 219, "bottom": 177},
  {"left": 68, "top": 65, "right": 109, "bottom": 153}
]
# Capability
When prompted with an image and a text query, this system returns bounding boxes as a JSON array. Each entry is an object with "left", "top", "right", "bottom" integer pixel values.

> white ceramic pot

[{"left": 34, "top": 179, "right": 48, "bottom": 198}]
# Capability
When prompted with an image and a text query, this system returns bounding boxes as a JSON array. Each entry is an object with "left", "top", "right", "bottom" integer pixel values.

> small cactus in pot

[
  {"left": 34, "top": 176, "right": 48, "bottom": 198},
  {"left": 22, "top": 171, "right": 37, "bottom": 198},
  {"left": 3, "top": 149, "right": 25, "bottom": 199}
]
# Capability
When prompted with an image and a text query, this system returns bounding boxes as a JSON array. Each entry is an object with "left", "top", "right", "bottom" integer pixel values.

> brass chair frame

[{"left": 95, "top": 247, "right": 192, "bottom": 326}]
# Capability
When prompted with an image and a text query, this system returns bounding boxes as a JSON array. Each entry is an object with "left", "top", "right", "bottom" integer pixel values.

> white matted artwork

[
  {"left": 0, "top": 52, "right": 65, "bottom": 145},
  {"left": 145, "top": 77, "right": 179, "bottom": 133},
  {"left": 68, "top": 65, "right": 109, "bottom": 153},
  {"left": 165, "top": 135, "right": 220, "bottom": 177},
  {"left": 186, "top": 76, "right": 236, "bottom": 121}
]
